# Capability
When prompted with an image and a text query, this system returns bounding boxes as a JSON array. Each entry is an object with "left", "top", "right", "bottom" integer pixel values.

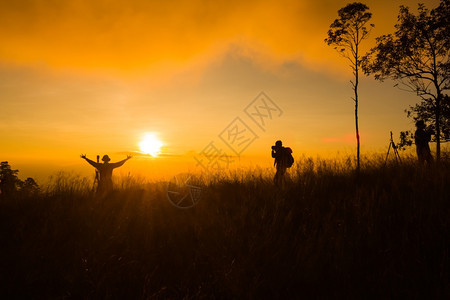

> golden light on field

[
  {"left": 0, "top": 0, "right": 445, "bottom": 183},
  {"left": 139, "top": 133, "right": 163, "bottom": 157}
]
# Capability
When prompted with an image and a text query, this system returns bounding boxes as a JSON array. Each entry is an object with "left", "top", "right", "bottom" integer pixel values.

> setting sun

[{"left": 139, "top": 133, "right": 163, "bottom": 157}]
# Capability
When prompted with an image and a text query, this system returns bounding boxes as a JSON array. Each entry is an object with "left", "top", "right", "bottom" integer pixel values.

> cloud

[{"left": 0, "top": 0, "right": 440, "bottom": 77}]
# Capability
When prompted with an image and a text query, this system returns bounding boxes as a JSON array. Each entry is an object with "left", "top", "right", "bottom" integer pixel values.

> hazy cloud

[{"left": 0, "top": 0, "right": 440, "bottom": 76}]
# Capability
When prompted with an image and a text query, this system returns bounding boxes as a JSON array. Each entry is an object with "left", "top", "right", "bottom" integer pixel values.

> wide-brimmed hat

[
  {"left": 416, "top": 120, "right": 425, "bottom": 128},
  {"left": 102, "top": 155, "right": 111, "bottom": 162}
]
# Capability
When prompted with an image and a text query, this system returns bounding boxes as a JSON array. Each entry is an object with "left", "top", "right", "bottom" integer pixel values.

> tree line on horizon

[
  {"left": 326, "top": 0, "right": 449, "bottom": 171},
  {"left": 0, "top": 161, "right": 40, "bottom": 198}
]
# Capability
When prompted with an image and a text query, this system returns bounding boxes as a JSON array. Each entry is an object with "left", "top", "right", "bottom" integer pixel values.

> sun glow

[{"left": 139, "top": 133, "right": 163, "bottom": 157}]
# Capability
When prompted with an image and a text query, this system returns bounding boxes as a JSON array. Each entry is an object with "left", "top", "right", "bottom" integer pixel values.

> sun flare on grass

[{"left": 139, "top": 133, "right": 163, "bottom": 157}]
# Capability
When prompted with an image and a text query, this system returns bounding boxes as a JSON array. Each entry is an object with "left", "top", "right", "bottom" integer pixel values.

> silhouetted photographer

[{"left": 271, "top": 140, "right": 294, "bottom": 187}]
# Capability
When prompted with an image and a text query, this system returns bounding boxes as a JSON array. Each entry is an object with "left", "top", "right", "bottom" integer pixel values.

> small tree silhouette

[
  {"left": 0, "top": 161, "right": 40, "bottom": 198},
  {"left": 0, "top": 161, "right": 21, "bottom": 196},
  {"left": 19, "top": 177, "right": 40, "bottom": 196},
  {"left": 325, "top": 2, "right": 374, "bottom": 173}
]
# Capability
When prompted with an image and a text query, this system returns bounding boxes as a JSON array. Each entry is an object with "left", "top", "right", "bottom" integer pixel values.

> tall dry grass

[{"left": 0, "top": 155, "right": 448, "bottom": 299}]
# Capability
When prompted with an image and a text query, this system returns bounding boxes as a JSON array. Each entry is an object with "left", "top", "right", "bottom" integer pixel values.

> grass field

[{"left": 1, "top": 155, "right": 449, "bottom": 299}]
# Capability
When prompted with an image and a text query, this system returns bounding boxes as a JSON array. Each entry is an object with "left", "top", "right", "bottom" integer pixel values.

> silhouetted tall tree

[
  {"left": 325, "top": 2, "right": 373, "bottom": 172},
  {"left": 363, "top": 0, "right": 449, "bottom": 161}
]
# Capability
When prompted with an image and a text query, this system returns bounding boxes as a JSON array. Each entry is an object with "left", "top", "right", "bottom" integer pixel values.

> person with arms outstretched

[{"left": 81, "top": 154, "right": 132, "bottom": 194}]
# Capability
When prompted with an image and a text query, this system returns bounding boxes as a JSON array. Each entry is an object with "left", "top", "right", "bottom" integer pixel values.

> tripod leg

[
  {"left": 393, "top": 147, "right": 401, "bottom": 163},
  {"left": 384, "top": 143, "right": 392, "bottom": 166}
]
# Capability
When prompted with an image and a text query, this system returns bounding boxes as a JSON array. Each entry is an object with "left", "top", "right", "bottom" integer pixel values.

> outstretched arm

[
  {"left": 81, "top": 154, "right": 100, "bottom": 168},
  {"left": 111, "top": 155, "right": 132, "bottom": 169}
]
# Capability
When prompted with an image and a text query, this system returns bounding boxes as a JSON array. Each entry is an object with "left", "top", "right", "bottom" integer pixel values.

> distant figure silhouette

[
  {"left": 81, "top": 154, "right": 132, "bottom": 194},
  {"left": 271, "top": 140, "right": 294, "bottom": 187},
  {"left": 414, "top": 120, "right": 433, "bottom": 164}
]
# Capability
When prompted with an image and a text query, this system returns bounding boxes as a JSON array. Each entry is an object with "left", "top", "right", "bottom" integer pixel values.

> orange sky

[{"left": 0, "top": 0, "right": 446, "bottom": 182}]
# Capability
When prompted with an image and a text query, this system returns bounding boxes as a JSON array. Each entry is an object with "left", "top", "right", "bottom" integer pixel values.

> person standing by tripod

[{"left": 414, "top": 120, "right": 433, "bottom": 164}]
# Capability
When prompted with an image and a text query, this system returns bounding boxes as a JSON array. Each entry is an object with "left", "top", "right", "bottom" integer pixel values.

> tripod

[{"left": 384, "top": 131, "right": 401, "bottom": 166}]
